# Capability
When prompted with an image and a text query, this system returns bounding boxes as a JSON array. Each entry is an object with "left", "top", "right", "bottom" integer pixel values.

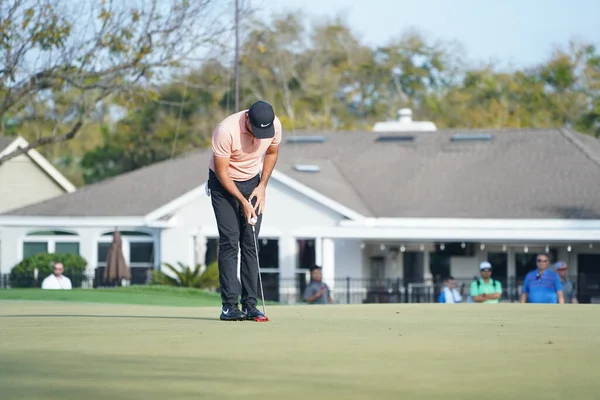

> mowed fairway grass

[{"left": 1, "top": 295, "right": 600, "bottom": 399}]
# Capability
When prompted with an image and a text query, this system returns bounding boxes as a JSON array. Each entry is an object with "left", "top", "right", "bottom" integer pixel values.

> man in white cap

[{"left": 469, "top": 261, "right": 502, "bottom": 303}]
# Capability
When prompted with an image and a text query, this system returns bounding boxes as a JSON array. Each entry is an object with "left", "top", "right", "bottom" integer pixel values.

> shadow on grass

[{"left": 0, "top": 314, "right": 221, "bottom": 322}]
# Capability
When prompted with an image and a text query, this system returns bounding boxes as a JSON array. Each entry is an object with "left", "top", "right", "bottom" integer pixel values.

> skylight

[
  {"left": 286, "top": 136, "right": 327, "bottom": 144},
  {"left": 450, "top": 133, "right": 494, "bottom": 142},
  {"left": 375, "top": 135, "right": 415, "bottom": 142},
  {"left": 293, "top": 164, "right": 320, "bottom": 173}
]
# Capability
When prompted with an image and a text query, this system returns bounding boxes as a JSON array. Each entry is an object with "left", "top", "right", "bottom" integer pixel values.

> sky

[{"left": 254, "top": 0, "right": 600, "bottom": 71}]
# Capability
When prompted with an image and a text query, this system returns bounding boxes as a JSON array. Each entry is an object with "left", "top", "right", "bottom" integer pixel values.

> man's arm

[
  {"left": 304, "top": 285, "right": 327, "bottom": 303},
  {"left": 214, "top": 156, "right": 247, "bottom": 204},
  {"left": 485, "top": 282, "right": 502, "bottom": 300},
  {"left": 470, "top": 282, "right": 487, "bottom": 302},
  {"left": 520, "top": 277, "right": 529, "bottom": 303},
  {"left": 258, "top": 143, "right": 279, "bottom": 189},
  {"left": 211, "top": 125, "right": 248, "bottom": 205},
  {"left": 555, "top": 274, "right": 564, "bottom": 304}
]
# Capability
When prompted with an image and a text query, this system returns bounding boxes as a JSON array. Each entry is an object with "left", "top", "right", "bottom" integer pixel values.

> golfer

[{"left": 207, "top": 100, "right": 282, "bottom": 321}]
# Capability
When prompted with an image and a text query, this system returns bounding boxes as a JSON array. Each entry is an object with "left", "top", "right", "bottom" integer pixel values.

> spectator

[
  {"left": 303, "top": 266, "right": 334, "bottom": 304},
  {"left": 520, "top": 253, "right": 564, "bottom": 304},
  {"left": 438, "top": 276, "right": 463, "bottom": 303},
  {"left": 41, "top": 262, "right": 72, "bottom": 290},
  {"left": 470, "top": 261, "right": 502, "bottom": 303},
  {"left": 554, "top": 261, "right": 578, "bottom": 304}
]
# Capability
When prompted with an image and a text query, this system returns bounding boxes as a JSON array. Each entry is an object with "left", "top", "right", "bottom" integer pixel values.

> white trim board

[
  {"left": 293, "top": 226, "right": 600, "bottom": 242},
  {"left": 0, "top": 136, "right": 76, "bottom": 193},
  {"left": 0, "top": 216, "right": 174, "bottom": 228},
  {"left": 339, "top": 218, "right": 600, "bottom": 230}
]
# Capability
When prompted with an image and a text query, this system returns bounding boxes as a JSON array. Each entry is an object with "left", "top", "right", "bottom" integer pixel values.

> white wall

[
  {"left": 160, "top": 178, "right": 348, "bottom": 279},
  {"left": 450, "top": 256, "right": 480, "bottom": 278},
  {"left": 334, "top": 239, "right": 363, "bottom": 279},
  {"left": 0, "top": 225, "right": 159, "bottom": 275},
  {"left": 0, "top": 154, "right": 66, "bottom": 214}
]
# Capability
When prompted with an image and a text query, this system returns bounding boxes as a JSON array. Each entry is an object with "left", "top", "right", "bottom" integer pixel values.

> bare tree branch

[{"left": 0, "top": 0, "right": 232, "bottom": 165}]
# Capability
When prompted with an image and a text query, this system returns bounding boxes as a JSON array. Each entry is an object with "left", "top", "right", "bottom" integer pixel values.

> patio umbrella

[{"left": 103, "top": 230, "right": 131, "bottom": 286}]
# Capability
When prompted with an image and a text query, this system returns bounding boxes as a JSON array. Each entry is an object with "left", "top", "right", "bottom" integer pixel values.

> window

[
  {"left": 98, "top": 230, "right": 155, "bottom": 267},
  {"left": 23, "top": 242, "right": 48, "bottom": 258},
  {"left": 97, "top": 243, "right": 111, "bottom": 263},
  {"left": 22, "top": 230, "right": 80, "bottom": 260},
  {"left": 130, "top": 243, "right": 154, "bottom": 264},
  {"left": 55, "top": 242, "right": 80, "bottom": 255}
]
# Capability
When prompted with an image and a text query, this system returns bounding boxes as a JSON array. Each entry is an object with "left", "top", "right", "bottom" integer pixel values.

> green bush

[
  {"left": 10, "top": 253, "right": 88, "bottom": 288},
  {"left": 152, "top": 261, "right": 220, "bottom": 291}
]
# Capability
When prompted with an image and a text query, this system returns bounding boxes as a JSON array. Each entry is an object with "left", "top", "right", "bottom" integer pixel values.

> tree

[{"left": 0, "top": 0, "right": 234, "bottom": 165}]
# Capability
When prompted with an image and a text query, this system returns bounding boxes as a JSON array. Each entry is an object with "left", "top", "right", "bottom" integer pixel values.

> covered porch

[{"left": 289, "top": 218, "right": 600, "bottom": 304}]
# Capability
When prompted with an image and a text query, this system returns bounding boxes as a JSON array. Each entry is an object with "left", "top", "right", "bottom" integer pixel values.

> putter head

[{"left": 254, "top": 315, "right": 269, "bottom": 322}]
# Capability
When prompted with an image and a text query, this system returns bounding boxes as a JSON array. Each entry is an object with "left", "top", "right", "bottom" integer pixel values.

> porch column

[
  {"left": 423, "top": 250, "right": 432, "bottom": 284},
  {"left": 322, "top": 237, "right": 335, "bottom": 291},
  {"left": 278, "top": 234, "right": 296, "bottom": 304},
  {"left": 507, "top": 246, "right": 516, "bottom": 298}
]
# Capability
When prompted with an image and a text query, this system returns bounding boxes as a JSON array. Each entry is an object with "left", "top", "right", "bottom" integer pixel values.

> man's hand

[
  {"left": 249, "top": 184, "right": 266, "bottom": 215},
  {"left": 242, "top": 199, "right": 257, "bottom": 225}
]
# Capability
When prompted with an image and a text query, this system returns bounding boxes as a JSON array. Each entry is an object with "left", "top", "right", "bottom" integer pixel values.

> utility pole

[{"left": 234, "top": 0, "right": 240, "bottom": 111}]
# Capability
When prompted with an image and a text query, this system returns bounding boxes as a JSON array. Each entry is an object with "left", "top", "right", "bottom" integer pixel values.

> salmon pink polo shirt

[{"left": 209, "top": 110, "right": 282, "bottom": 181}]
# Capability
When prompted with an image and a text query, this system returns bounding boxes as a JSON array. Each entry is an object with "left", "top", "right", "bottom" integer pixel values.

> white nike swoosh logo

[
  {"left": 222, "top": 309, "right": 229, "bottom": 314},
  {"left": 261, "top": 123, "right": 270, "bottom": 127}
]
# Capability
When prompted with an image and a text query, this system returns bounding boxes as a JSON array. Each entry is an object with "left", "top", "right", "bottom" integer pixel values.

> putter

[{"left": 250, "top": 216, "right": 269, "bottom": 322}]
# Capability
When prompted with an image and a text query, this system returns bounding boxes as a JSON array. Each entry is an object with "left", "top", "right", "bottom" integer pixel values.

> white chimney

[
  {"left": 398, "top": 108, "right": 413, "bottom": 123},
  {"left": 372, "top": 108, "right": 437, "bottom": 132}
]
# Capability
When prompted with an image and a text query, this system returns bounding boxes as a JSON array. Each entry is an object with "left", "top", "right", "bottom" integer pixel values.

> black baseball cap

[{"left": 248, "top": 100, "right": 275, "bottom": 139}]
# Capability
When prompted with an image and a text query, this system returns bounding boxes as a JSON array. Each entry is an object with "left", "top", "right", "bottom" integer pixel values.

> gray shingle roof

[
  {"left": 4, "top": 128, "right": 600, "bottom": 219},
  {"left": 0, "top": 136, "right": 15, "bottom": 152},
  {"left": 277, "top": 128, "right": 600, "bottom": 219}
]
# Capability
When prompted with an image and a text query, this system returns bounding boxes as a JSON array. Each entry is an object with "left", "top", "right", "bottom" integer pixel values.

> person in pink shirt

[{"left": 207, "top": 100, "right": 282, "bottom": 321}]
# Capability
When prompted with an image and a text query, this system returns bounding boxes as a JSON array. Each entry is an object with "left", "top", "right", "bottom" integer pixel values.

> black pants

[{"left": 208, "top": 169, "right": 262, "bottom": 307}]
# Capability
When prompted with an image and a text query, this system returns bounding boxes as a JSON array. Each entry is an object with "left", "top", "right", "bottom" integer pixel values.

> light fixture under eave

[
  {"left": 480, "top": 243, "right": 485, "bottom": 250},
  {"left": 589, "top": 244, "right": 594, "bottom": 249},
  {"left": 502, "top": 245, "right": 507, "bottom": 252},
  {"left": 545, "top": 245, "right": 550, "bottom": 253},
  {"left": 400, "top": 245, "right": 406, "bottom": 252},
  {"left": 524, "top": 246, "right": 529, "bottom": 253},
  {"left": 568, "top": 245, "right": 572, "bottom": 252}
]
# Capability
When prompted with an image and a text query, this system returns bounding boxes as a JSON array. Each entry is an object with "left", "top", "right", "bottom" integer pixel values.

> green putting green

[
  {"left": 0, "top": 286, "right": 223, "bottom": 307},
  {"left": 1, "top": 301, "right": 599, "bottom": 399}
]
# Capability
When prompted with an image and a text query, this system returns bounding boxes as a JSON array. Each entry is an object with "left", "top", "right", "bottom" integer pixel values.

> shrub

[
  {"left": 152, "top": 261, "right": 220, "bottom": 290},
  {"left": 10, "top": 253, "right": 88, "bottom": 288}
]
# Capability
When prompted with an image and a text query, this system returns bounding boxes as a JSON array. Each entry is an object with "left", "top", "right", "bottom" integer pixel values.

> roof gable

[{"left": 0, "top": 136, "right": 76, "bottom": 193}]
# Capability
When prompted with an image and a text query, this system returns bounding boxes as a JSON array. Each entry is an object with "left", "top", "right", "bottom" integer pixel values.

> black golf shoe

[
  {"left": 220, "top": 304, "right": 246, "bottom": 321},
  {"left": 242, "top": 305, "right": 265, "bottom": 320}
]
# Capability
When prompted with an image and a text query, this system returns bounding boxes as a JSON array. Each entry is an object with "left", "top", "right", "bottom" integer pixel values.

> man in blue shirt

[{"left": 520, "top": 252, "right": 564, "bottom": 304}]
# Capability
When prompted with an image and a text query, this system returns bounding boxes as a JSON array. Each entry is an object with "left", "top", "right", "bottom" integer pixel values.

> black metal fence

[
  {"left": 2, "top": 271, "right": 597, "bottom": 304},
  {"left": 255, "top": 274, "right": 595, "bottom": 304}
]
